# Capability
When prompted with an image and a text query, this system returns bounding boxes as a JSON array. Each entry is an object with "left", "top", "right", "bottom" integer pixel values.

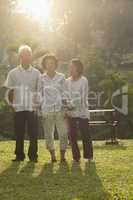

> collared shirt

[
  {"left": 5, "top": 65, "right": 41, "bottom": 112},
  {"left": 66, "top": 76, "right": 90, "bottom": 119},
  {"left": 40, "top": 72, "right": 67, "bottom": 114}
]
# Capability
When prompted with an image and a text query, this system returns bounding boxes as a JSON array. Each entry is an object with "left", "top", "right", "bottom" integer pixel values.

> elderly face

[
  {"left": 19, "top": 49, "right": 32, "bottom": 65},
  {"left": 45, "top": 58, "right": 57, "bottom": 73}
]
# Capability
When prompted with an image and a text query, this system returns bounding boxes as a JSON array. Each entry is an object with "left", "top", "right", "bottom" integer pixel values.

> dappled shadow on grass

[
  {"left": 73, "top": 141, "right": 127, "bottom": 152},
  {"left": 93, "top": 143, "right": 127, "bottom": 151},
  {"left": 0, "top": 161, "right": 111, "bottom": 200}
]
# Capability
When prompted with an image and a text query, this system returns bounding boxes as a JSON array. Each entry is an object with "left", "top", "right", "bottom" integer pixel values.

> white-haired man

[{"left": 5, "top": 45, "right": 41, "bottom": 162}]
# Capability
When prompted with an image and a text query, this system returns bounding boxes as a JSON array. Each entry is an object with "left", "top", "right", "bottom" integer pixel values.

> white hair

[{"left": 18, "top": 45, "right": 32, "bottom": 56}]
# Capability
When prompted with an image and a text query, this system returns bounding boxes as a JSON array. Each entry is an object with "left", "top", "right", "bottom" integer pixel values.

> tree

[
  {"left": 0, "top": 0, "right": 16, "bottom": 61},
  {"left": 52, "top": 0, "right": 133, "bottom": 67}
]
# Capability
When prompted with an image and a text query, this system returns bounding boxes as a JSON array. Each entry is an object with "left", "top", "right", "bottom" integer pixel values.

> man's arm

[{"left": 4, "top": 71, "right": 15, "bottom": 111}]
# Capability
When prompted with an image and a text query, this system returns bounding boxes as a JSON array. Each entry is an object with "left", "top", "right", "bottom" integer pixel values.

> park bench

[{"left": 88, "top": 109, "right": 119, "bottom": 144}]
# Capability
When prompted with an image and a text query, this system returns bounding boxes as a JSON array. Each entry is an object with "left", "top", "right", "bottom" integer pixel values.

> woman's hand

[{"left": 64, "top": 105, "right": 75, "bottom": 111}]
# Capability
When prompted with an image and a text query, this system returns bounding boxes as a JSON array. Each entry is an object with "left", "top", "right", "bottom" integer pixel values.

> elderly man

[{"left": 5, "top": 45, "right": 41, "bottom": 162}]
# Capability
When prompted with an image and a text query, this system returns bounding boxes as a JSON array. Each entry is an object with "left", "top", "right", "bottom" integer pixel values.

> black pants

[
  {"left": 14, "top": 111, "right": 38, "bottom": 160},
  {"left": 68, "top": 117, "right": 93, "bottom": 161}
]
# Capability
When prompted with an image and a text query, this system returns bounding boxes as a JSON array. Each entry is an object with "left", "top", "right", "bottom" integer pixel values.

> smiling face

[
  {"left": 69, "top": 63, "right": 79, "bottom": 78},
  {"left": 69, "top": 59, "right": 84, "bottom": 79},
  {"left": 45, "top": 58, "right": 57, "bottom": 73}
]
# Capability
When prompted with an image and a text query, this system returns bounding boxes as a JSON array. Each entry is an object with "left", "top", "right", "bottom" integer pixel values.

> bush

[{"left": 0, "top": 100, "right": 14, "bottom": 139}]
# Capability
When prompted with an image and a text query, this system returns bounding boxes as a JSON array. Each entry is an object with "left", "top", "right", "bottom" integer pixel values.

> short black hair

[
  {"left": 41, "top": 54, "right": 58, "bottom": 69},
  {"left": 71, "top": 58, "right": 84, "bottom": 75}
]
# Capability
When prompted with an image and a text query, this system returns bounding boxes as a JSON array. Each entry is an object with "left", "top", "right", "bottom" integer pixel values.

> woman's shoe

[
  {"left": 73, "top": 159, "right": 80, "bottom": 164},
  {"left": 87, "top": 159, "right": 95, "bottom": 164},
  {"left": 60, "top": 158, "right": 67, "bottom": 163},
  {"left": 60, "top": 150, "right": 66, "bottom": 162},
  {"left": 50, "top": 150, "right": 57, "bottom": 163},
  {"left": 29, "top": 158, "right": 38, "bottom": 163}
]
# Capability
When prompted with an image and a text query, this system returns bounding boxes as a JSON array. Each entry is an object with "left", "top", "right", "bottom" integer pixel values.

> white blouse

[
  {"left": 40, "top": 72, "right": 67, "bottom": 114},
  {"left": 66, "top": 76, "right": 90, "bottom": 119}
]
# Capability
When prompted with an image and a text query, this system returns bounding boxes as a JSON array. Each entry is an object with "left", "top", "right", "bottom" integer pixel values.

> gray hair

[{"left": 18, "top": 45, "right": 32, "bottom": 56}]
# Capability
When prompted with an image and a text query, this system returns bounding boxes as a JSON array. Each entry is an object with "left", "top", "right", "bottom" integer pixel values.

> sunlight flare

[{"left": 17, "top": 0, "right": 52, "bottom": 23}]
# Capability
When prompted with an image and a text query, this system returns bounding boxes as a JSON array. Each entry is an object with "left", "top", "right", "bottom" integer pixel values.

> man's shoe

[
  {"left": 12, "top": 158, "right": 24, "bottom": 162},
  {"left": 51, "top": 159, "right": 57, "bottom": 163}
]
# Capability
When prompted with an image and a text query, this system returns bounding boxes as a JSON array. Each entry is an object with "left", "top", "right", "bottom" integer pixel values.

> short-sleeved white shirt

[{"left": 5, "top": 65, "right": 41, "bottom": 112}]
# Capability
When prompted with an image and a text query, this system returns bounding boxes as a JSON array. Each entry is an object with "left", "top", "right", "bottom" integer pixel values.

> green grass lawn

[{"left": 0, "top": 140, "right": 133, "bottom": 200}]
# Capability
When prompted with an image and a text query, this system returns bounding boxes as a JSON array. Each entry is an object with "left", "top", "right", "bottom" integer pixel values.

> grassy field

[{"left": 0, "top": 140, "right": 133, "bottom": 200}]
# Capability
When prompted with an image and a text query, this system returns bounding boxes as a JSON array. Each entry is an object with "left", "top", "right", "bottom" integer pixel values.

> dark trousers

[
  {"left": 14, "top": 111, "right": 38, "bottom": 160},
  {"left": 68, "top": 117, "right": 93, "bottom": 161}
]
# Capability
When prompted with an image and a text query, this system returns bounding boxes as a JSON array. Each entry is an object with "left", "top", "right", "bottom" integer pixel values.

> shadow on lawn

[
  {"left": 94, "top": 143, "right": 127, "bottom": 150},
  {"left": 0, "top": 161, "right": 111, "bottom": 200}
]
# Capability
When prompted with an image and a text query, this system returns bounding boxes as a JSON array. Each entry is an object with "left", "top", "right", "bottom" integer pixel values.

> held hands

[
  {"left": 62, "top": 99, "right": 75, "bottom": 112},
  {"left": 64, "top": 105, "right": 75, "bottom": 111},
  {"left": 63, "top": 104, "right": 75, "bottom": 112}
]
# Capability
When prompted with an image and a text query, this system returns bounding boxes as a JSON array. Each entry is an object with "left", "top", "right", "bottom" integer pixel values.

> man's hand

[
  {"left": 9, "top": 105, "right": 15, "bottom": 112},
  {"left": 8, "top": 89, "right": 14, "bottom": 104},
  {"left": 5, "top": 88, "right": 15, "bottom": 112}
]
